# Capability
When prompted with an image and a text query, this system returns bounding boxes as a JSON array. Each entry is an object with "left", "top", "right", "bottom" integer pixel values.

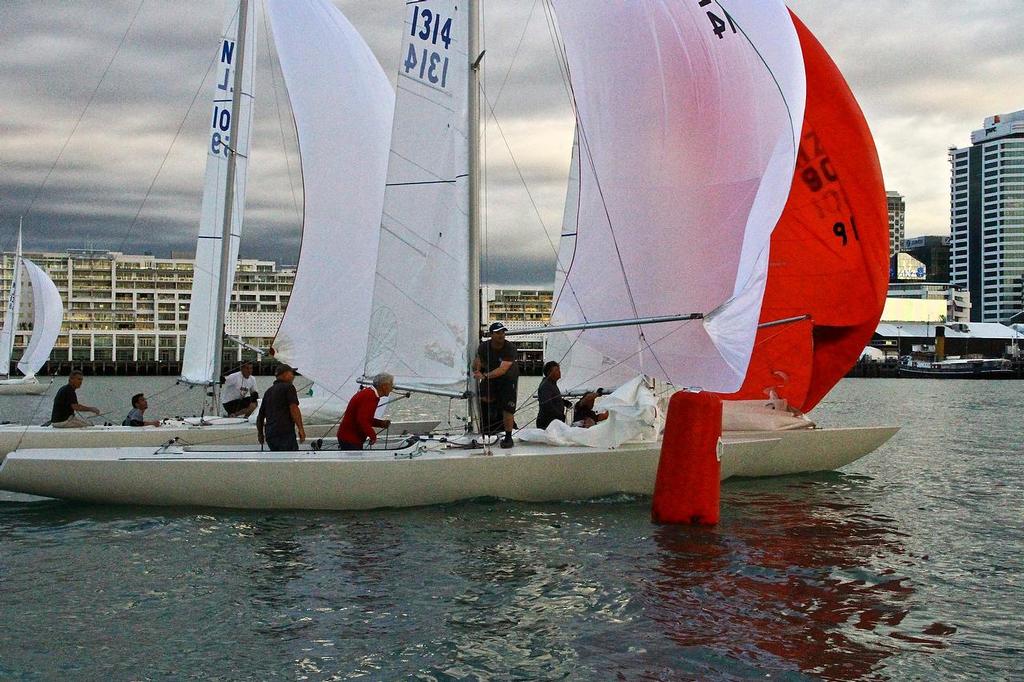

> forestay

[
  {"left": 547, "top": 0, "right": 805, "bottom": 393},
  {"left": 365, "top": 0, "right": 471, "bottom": 393},
  {"left": 267, "top": 0, "right": 395, "bottom": 402},
  {"left": 17, "top": 259, "right": 63, "bottom": 378},
  {"left": 180, "top": 3, "right": 257, "bottom": 385}
]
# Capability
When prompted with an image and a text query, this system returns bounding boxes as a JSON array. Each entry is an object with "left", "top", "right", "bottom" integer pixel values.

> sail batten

[
  {"left": 548, "top": 0, "right": 806, "bottom": 392},
  {"left": 266, "top": 0, "right": 395, "bottom": 402}
]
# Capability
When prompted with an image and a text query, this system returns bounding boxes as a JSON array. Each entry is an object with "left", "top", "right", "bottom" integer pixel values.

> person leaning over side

[
  {"left": 221, "top": 360, "right": 259, "bottom": 418},
  {"left": 337, "top": 373, "right": 394, "bottom": 450},
  {"left": 49, "top": 370, "right": 101, "bottom": 428},
  {"left": 122, "top": 393, "right": 161, "bottom": 427},
  {"left": 473, "top": 321, "right": 519, "bottom": 448},
  {"left": 572, "top": 391, "right": 609, "bottom": 429},
  {"left": 536, "top": 360, "right": 572, "bottom": 429},
  {"left": 256, "top": 364, "right": 306, "bottom": 451}
]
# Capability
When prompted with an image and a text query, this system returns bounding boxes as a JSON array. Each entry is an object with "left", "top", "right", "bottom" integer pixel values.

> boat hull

[
  {"left": 0, "top": 377, "right": 50, "bottom": 395},
  {"left": 897, "top": 366, "right": 1015, "bottom": 379},
  {"left": 0, "top": 426, "right": 898, "bottom": 509},
  {"left": 0, "top": 420, "right": 441, "bottom": 457}
]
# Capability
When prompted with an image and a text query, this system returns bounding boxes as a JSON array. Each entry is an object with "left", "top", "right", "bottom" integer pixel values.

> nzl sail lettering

[
  {"left": 797, "top": 128, "right": 860, "bottom": 246},
  {"left": 209, "top": 38, "right": 236, "bottom": 158},
  {"left": 403, "top": 3, "right": 454, "bottom": 89}
]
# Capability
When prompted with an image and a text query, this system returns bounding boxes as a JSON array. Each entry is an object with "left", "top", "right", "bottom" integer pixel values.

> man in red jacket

[{"left": 337, "top": 372, "right": 394, "bottom": 450}]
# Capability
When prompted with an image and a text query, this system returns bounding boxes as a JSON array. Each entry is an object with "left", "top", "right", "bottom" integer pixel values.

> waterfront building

[
  {"left": 903, "top": 235, "right": 951, "bottom": 283},
  {"left": 887, "top": 191, "right": 906, "bottom": 259},
  {"left": 949, "top": 109, "right": 1024, "bottom": 323},
  {"left": 887, "top": 282, "right": 971, "bottom": 323},
  {"left": 480, "top": 285, "right": 553, "bottom": 373},
  {"left": 0, "top": 248, "right": 293, "bottom": 369},
  {"left": 891, "top": 252, "right": 927, "bottom": 282}
]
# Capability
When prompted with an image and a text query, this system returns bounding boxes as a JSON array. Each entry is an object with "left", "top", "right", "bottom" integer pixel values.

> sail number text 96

[{"left": 404, "top": 5, "right": 454, "bottom": 89}]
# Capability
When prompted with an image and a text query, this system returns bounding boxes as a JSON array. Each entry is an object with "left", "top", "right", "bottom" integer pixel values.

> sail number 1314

[{"left": 404, "top": 5, "right": 454, "bottom": 89}]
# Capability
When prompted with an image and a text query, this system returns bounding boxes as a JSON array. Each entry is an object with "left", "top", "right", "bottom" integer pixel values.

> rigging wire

[{"left": 3, "top": 0, "right": 149, "bottom": 252}]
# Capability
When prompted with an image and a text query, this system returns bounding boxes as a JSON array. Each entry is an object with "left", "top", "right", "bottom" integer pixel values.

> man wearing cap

[
  {"left": 473, "top": 321, "right": 519, "bottom": 448},
  {"left": 337, "top": 373, "right": 394, "bottom": 450},
  {"left": 256, "top": 364, "right": 306, "bottom": 451}
]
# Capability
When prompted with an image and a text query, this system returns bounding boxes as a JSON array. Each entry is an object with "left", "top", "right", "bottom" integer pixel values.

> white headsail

[
  {"left": 266, "top": 0, "right": 395, "bottom": 403},
  {"left": 0, "top": 229, "right": 23, "bottom": 375},
  {"left": 17, "top": 258, "right": 63, "bottom": 378},
  {"left": 364, "top": 0, "right": 471, "bottom": 393},
  {"left": 547, "top": 0, "right": 806, "bottom": 392},
  {"left": 180, "top": 2, "right": 258, "bottom": 386}
]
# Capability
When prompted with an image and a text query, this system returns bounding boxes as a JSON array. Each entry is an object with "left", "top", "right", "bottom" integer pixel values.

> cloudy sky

[{"left": 1, "top": 1, "right": 1021, "bottom": 285}]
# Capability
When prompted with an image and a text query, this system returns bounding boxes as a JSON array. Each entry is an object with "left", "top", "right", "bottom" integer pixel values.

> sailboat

[
  {"left": 0, "top": 0, "right": 897, "bottom": 509},
  {"left": 0, "top": 0, "right": 428, "bottom": 454},
  {"left": 0, "top": 228, "right": 64, "bottom": 396}
]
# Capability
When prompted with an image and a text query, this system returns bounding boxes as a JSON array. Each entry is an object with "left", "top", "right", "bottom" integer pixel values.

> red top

[{"left": 337, "top": 387, "right": 385, "bottom": 445}]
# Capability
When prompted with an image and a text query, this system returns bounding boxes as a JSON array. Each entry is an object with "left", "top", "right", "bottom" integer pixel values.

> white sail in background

[
  {"left": 266, "top": 0, "right": 395, "bottom": 402},
  {"left": 364, "top": 0, "right": 470, "bottom": 392},
  {"left": 17, "top": 258, "right": 63, "bottom": 378},
  {"left": 547, "top": 0, "right": 806, "bottom": 392},
  {"left": 0, "top": 230, "right": 23, "bottom": 375},
  {"left": 180, "top": 2, "right": 257, "bottom": 385}
]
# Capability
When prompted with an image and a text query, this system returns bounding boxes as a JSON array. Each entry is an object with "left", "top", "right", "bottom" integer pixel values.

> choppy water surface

[{"left": 1, "top": 378, "right": 1021, "bottom": 679}]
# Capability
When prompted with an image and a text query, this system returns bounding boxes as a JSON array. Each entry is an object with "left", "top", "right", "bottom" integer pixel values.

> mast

[
  {"left": 1, "top": 222, "right": 23, "bottom": 376},
  {"left": 466, "top": 0, "right": 483, "bottom": 430},
  {"left": 211, "top": 0, "right": 250, "bottom": 404}
]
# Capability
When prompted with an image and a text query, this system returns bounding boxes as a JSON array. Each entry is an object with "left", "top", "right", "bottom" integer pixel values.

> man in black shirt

[
  {"left": 572, "top": 391, "right": 609, "bottom": 428},
  {"left": 50, "top": 370, "right": 101, "bottom": 428},
  {"left": 256, "top": 364, "right": 306, "bottom": 452},
  {"left": 473, "top": 321, "right": 519, "bottom": 447},
  {"left": 536, "top": 360, "right": 571, "bottom": 429}
]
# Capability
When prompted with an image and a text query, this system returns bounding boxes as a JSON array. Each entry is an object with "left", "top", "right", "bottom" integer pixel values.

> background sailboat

[{"left": 0, "top": 229, "right": 64, "bottom": 396}]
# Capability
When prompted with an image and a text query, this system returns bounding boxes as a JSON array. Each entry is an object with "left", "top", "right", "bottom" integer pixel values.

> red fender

[{"left": 652, "top": 391, "right": 722, "bottom": 525}]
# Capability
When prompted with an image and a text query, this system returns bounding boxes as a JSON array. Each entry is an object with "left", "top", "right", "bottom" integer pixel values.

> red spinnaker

[{"left": 725, "top": 11, "right": 889, "bottom": 412}]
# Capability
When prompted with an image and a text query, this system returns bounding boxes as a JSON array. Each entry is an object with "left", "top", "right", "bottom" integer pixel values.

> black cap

[
  {"left": 489, "top": 321, "right": 508, "bottom": 333},
  {"left": 275, "top": 363, "right": 296, "bottom": 377}
]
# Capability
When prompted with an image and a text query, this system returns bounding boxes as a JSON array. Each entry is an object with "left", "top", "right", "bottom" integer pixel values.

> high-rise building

[
  {"left": 949, "top": 110, "right": 1024, "bottom": 322},
  {"left": 903, "top": 235, "right": 951, "bottom": 283},
  {"left": 887, "top": 191, "right": 906, "bottom": 257},
  {"left": 0, "top": 249, "right": 294, "bottom": 367}
]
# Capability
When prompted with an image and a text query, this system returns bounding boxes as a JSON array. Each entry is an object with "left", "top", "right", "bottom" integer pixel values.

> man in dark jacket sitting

[{"left": 536, "top": 361, "right": 572, "bottom": 429}]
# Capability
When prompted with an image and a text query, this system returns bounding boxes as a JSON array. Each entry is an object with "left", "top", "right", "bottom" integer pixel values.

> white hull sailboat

[
  {"left": 1, "top": 0, "right": 898, "bottom": 509},
  {"left": 0, "top": 227, "right": 63, "bottom": 396},
  {"left": 0, "top": 426, "right": 897, "bottom": 509}
]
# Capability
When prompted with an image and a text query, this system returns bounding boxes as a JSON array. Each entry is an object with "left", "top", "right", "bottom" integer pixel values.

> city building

[
  {"left": 480, "top": 285, "right": 553, "bottom": 373},
  {"left": 903, "top": 235, "right": 951, "bottom": 283},
  {"left": 887, "top": 190, "right": 906, "bottom": 258},
  {"left": 0, "top": 248, "right": 293, "bottom": 369},
  {"left": 891, "top": 252, "right": 927, "bottom": 282},
  {"left": 887, "top": 282, "right": 971, "bottom": 323},
  {"left": 949, "top": 109, "right": 1024, "bottom": 323}
]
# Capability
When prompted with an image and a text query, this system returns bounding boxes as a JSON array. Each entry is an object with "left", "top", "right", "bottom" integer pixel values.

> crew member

[
  {"left": 256, "top": 364, "right": 306, "bottom": 451},
  {"left": 49, "top": 370, "right": 101, "bottom": 428},
  {"left": 572, "top": 391, "right": 609, "bottom": 428},
  {"left": 536, "top": 361, "right": 571, "bottom": 429},
  {"left": 337, "top": 373, "right": 394, "bottom": 450},
  {"left": 123, "top": 393, "right": 161, "bottom": 427},
  {"left": 473, "top": 321, "right": 519, "bottom": 448},
  {"left": 222, "top": 361, "right": 258, "bottom": 417}
]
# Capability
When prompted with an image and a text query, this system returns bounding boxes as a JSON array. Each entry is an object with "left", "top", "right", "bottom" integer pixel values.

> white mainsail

[
  {"left": 180, "top": 2, "right": 257, "bottom": 386},
  {"left": 547, "top": 0, "right": 806, "bottom": 393},
  {"left": 0, "top": 230, "right": 23, "bottom": 376},
  {"left": 364, "top": 0, "right": 471, "bottom": 392},
  {"left": 17, "top": 258, "right": 64, "bottom": 378},
  {"left": 266, "top": 0, "right": 395, "bottom": 404}
]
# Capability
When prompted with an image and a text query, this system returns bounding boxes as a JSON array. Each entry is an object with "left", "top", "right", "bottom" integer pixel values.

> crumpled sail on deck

[
  {"left": 266, "top": 0, "right": 395, "bottom": 404},
  {"left": 17, "top": 259, "right": 63, "bottom": 378},
  {"left": 364, "top": 0, "right": 470, "bottom": 393},
  {"left": 0, "top": 231, "right": 23, "bottom": 375},
  {"left": 180, "top": 3, "right": 257, "bottom": 386},
  {"left": 723, "top": 11, "right": 889, "bottom": 412},
  {"left": 547, "top": 0, "right": 806, "bottom": 393}
]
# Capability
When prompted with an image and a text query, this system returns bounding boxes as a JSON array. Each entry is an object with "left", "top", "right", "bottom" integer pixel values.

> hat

[
  {"left": 488, "top": 321, "right": 508, "bottom": 334},
  {"left": 275, "top": 363, "right": 297, "bottom": 377}
]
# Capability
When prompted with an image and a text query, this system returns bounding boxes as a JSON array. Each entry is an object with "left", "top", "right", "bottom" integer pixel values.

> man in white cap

[{"left": 472, "top": 321, "right": 519, "bottom": 448}]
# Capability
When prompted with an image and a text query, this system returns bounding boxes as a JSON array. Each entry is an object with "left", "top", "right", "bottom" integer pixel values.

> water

[{"left": 1, "top": 378, "right": 1021, "bottom": 680}]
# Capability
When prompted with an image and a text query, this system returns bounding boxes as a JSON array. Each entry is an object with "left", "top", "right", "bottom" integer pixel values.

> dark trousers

[
  {"left": 266, "top": 430, "right": 298, "bottom": 452},
  {"left": 337, "top": 440, "right": 363, "bottom": 451}
]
